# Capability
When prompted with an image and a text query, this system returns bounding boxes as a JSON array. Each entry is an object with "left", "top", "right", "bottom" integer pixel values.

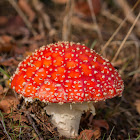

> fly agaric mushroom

[{"left": 10, "top": 41, "right": 124, "bottom": 138}]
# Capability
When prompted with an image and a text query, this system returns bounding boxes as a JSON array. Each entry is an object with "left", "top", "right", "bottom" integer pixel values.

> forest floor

[{"left": 0, "top": 0, "right": 140, "bottom": 139}]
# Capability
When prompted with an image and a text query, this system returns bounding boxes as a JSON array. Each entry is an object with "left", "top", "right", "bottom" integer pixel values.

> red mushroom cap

[{"left": 11, "top": 42, "right": 124, "bottom": 103}]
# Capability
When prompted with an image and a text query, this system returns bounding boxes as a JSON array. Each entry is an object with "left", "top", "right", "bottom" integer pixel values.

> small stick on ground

[
  {"left": 7, "top": 0, "right": 37, "bottom": 36},
  {"left": 101, "top": 17, "right": 127, "bottom": 54},
  {"left": 18, "top": 0, "right": 35, "bottom": 22},
  {"left": 87, "top": 0, "right": 103, "bottom": 41},
  {"left": 26, "top": 111, "right": 44, "bottom": 140},
  {"left": 111, "top": 12, "right": 140, "bottom": 63},
  {"left": 116, "top": 0, "right": 140, "bottom": 28},
  {"left": 101, "top": 9, "right": 123, "bottom": 25},
  {"left": 71, "top": 16, "right": 97, "bottom": 31},
  {"left": 129, "top": 33, "right": 140, "bottom": 70},
  {"left": 31, "top": 0, "right": 56, "bottom": 36},
  {"left": 38, "top": 17, "right": 45, "bottom": 37},
  {"left": 62, "top": 0, "right": 74, "bottom": 41}
]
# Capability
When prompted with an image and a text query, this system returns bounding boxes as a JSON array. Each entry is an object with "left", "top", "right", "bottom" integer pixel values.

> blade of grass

[
  {"left": 127, "top": 68, "right": 140, "bottom": 77},
  {"left": 111, "top": 12, "right": 140, "bottom": 63},
  {"left": 136, "top": 135, "right": 140, "bottom": 140},
  {"left": 8, "top": 111, "right": 31, "bottom": 139},
  {"left": 102, "top": 133, "right": 106, "bottom": 140},
  {"left": 0, "top": 67, "right": 10, "bottom": 78},
  {"left": 101, "top": 0, "right": 140, "bottom": 54},
  {"left": 128, "top": 133, "right": 131, "bottom": 140},
  {"left": 107, "top": 126, "right": 115, "bottom": 140},
  {"left": 90, "top": 40, "right": 97, "bottom": 49},
  {"left": 0, "top": 111, "right": 12, "bottom": 140}
]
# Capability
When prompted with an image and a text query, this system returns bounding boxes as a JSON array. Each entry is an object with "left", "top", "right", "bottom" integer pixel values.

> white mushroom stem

[{"left": 45, "top": 102, "right": 96, "bottom": 138}]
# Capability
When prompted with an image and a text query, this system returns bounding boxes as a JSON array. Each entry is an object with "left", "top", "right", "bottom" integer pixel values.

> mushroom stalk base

[{"left": 45, "top": 102, "right": 95, "bottom": 138}]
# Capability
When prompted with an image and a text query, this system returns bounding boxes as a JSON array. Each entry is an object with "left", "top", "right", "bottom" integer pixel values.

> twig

[
  {"left": 101, "top": 17, "right": 127, "bottom": 54},
  {"left": 31, "top": 0, "right": 56, "bottom": 36},
  {"left": 109, "top": 40, "right": 139, "bottom": 46},
  {"left": 18, "top": 0, "right": 35, "bottom": 22},
  {"left": 101, "top": 0, "right": 140, "bottom": 53},
  {"left": 135, "top": 40, "right": 139, "bottom": 70},
  {"left": 111, "top": 12, "right": 140, "bottom": 63},
  {"left": 71, "top": 16, "right": 97, "bottom": 31},
  {"left": 7, "top": 0, "right": 37, "bottom": 36},
  {"left": 116, "top": 0, "right": 140, "bottom": 28},
  {"left": 19, "top": 127, "right": 22, "bottom": 139},
  {"left": 30, "top": 113, "right": 54, "bottom": 135},
  {"left": 26, "top": 111, "right": 44, "bottom": 140},
  {"left": 87, "top": 0, "right": 103, "bottom": 41},
  {"left": 109, "top": 40, "right": 140, "bottom": 61},
  {"left": 62, "top": 0, "right": 74, "bottom": 41},
  {"left": 0, "top": 112, "right": 12, "bottom": 140},
  {"left": 101, "top": 9, "right": 123, "bottom": 25},
  {"left": 128, "top": 68, "right": 140, "bottom": 77},
  {"left": 38, "top": 17, "right": 45, "bottom": 37},
  {"left": 129, "top": 33, "right": 140, "bottom": 70}
]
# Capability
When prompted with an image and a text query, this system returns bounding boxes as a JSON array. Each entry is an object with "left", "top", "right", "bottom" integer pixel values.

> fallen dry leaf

[
  {"left": 13, "top": 46, "right": 27, "bottom": 55},
  {"left": 28, "top": 44, "right": 39, "bottom": 52},
  {"left": 0, "top": 57, "right": 19, "bottom": 66},
  {"left": 0, "top": 16, "right": 29, "bottom": 37},
  {"left": 135, "top": 100, "right": 140, "bottom": 114},
  {"left": 92, "top": 119, "right": 109, "bottom": 130},
  {"left": 0, "top": 95, "right": 19, "bottom": 113},
  {"left": 74, "top": 0, "right": 101, "bottom": 17},
  {"left": 24, "top": 51, "right": 33, "bottom": 58},
  {"left": 0, "top": 35, "right": 15, "bottom": 53},
  {"left": 0, "top": 85, "right": 3, "bottom": 95},
  {"left": 12, "top": 45, "right": 26, "bottom": 55},
  {"left": 0, "top": 16, "right": 8, "bottom": 26},
  {"left": 11, "top": 112, "right": 28, "bottom": 123},
  {"left": 78, "top": 128, "right": 101, "bottom": 140}
]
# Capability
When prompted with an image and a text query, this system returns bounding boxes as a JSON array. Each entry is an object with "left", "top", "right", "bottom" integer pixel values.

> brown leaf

[
  {"left": 28, "top": 44, "right": 39, "bottom": 52},
  {"left": 92, "top": 119, "right": 109, "bottom": 130},
  {"left": 0, "top": 95, "right": 19, "bottom": 113},
  {"left": 135, "top": 100, "right": 140, "bottom": 114},
  {"left": 11, "top": 112, "right": 28, "bottom": 123},
  {"left": 0, "top": 16, "right": 29, "bottom": 37},
  {"left": 0, "top": 16, "right": 8, "bottom": 26},
  {"left": 18, "top": 0, "right": 35, "bottom": 22},
  {"left": 78, "top": 128, "right": 101, "bottom": 140},
  {"left": 0, "top": 57, "right": 19, "bottom": 66},
  {"left": 0, "top": 35, "right": 15, "bottom": 53},
  {"left": 74, "top": 0, "right": 101, "bottom": 17},
  {"left": 24, "top": 51, "right": 33, "bottom": 58},
  {"left": 13, "top": 46, "right": 26, "bottom": 55},
  {"left": 0, "top": 85, "right": 3, "bottom": 95}
]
